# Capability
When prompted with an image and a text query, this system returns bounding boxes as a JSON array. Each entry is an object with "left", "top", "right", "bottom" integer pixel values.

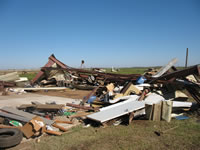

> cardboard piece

[{"left": 21, "top": 116, "right": 45, "bottom": 139}]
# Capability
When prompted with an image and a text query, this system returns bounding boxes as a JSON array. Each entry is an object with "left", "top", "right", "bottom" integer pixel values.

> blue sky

[{"left": 0, "top": 0, "right": 199, "bottom": 69}]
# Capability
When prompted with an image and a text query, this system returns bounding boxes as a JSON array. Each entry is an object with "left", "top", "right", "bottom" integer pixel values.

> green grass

[
  {"left": 104, "top": 66, "right": 187, "bottom": 75},
  {"left": 14, "top": 115, "right": 200, "bottom": 150},
  {"left": 19, "top": 72, "right": 38, "bottom": 81},
  {"left": 105, "top": 67, "right": 149, "bottom": 75}
]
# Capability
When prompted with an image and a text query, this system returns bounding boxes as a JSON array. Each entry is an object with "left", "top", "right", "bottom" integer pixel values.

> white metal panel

[
  {"left": 108, "top": 95, "right": 138, "bottom": 104},
  {"left": 172, "top": 101, "right": 192, "bottom": 107},
  {"left": 152, "top": 58, "right": 178, "bottom": 78},
  {"left": 87, "top": 98, "right": 145, "bottom": 123}
]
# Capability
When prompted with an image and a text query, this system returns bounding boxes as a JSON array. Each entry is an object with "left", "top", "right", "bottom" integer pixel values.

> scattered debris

[{"left": 0, "top": 54, "right": 200, "bottom": 148}]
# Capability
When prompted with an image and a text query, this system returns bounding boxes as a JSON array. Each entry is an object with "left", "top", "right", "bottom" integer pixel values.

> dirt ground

[
  {"left": 34, "top": 88, "right": 92, "bottom": 99},
  {"left": 1, "top": 88, "right": 200, "bottom": 150},
  {"left": 0, "top": 89, "right": 91, "bottom": 150}
]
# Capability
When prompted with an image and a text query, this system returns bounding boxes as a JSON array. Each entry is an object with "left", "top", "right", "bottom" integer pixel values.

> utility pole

[{"left": 185, "top": 48, "right": 188, "bottom": 68}]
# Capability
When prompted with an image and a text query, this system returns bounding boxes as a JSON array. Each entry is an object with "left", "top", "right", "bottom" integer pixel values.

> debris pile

[
  {"left": 63, "top": 57, "right": 200, "bottom": 126},
  {"left": 0, "top": 71, "right": 29, "bottom": 94},
  {"left": 0, "top": 103, "right": 77, "bottom": 149},
  {"left": 0, "top": 54, "right": 200, "bottom": 148},
  {"left": 31, "top": 54, "right": 141, "bottom": 90}
]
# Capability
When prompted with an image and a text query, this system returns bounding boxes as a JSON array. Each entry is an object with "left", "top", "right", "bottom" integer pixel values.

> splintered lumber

[
  {"left": 52, "top": 123, "right": 68, "bottom": 132},
  {"left": 45, "top": 130, "right": 62, "bottom": 136},
  {"left": 66, "top": 103, "right": 99, "bottom": 111},
  {"left": 0, "top": 107, "right": 54, "bottom": 125},
  {"left": 54, "top": 120, "right": 73, "bottom": 124},
  {"left": 87, "top": 96, "right": 145, "bottom": 123}
]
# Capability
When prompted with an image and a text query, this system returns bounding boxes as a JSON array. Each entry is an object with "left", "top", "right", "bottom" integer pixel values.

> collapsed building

[{"left": 0, "top": 54, "right": 200, "bottom": 149}]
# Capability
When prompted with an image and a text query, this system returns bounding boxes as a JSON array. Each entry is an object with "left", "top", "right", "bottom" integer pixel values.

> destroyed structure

[{"left": 0, "top": 54, "right": 200, "bottom": 148}]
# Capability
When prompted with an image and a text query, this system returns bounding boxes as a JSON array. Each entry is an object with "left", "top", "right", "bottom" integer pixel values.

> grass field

[
  {"left": 18, "top": 67, "right": 187, "bottom": 81},
  {"left": 105, "top": 67, "right": 149, "bottom": 74},
  {"left": 19, "top": 72, "right": 38, "bottom": 81},
  {"left": 15, "top": 112, "right": 200, "bottom": 150},
  {"left": 18, "top": 67, "right": 149, "bottom": 81}
]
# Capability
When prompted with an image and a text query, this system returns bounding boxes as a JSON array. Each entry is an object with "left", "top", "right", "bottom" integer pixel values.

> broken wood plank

[
  {"left": 54, "top": 120, "right": 73, "bottom": 124},
  {"left": 162, "top": 101, "right": 173, "bottom": 122},
  {"left": 36, "top": 104, "right": 65, "bottom": 110},
  {"left": 152, "top": 102, "right": 162, "bottom": 121},
  {"left": 66, "top": 103, "right": 99, "bottom": 111},
  {"left": 52, "top": 123, "right": 68, "bottom": 132},
  {"left": 45, "top": 130, "right": 62, "bottom": 136}
]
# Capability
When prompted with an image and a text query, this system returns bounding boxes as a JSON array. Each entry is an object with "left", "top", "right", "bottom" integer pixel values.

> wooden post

[
  {"left": 129, "top": 112, "right": 135, "bottom": 125},
  {"left": 185, "top": 48, "right": 188, "bottom": 68}
]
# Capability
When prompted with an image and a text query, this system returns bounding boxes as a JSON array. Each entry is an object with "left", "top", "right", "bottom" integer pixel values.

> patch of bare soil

[{"left": 34, "top": 89, "right": 92, "bottom": 99}]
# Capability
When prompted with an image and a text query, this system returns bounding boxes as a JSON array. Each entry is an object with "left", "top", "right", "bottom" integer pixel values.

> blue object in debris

[
  {"left": 136, "top": 76, "right": 147, "bottom": 84},
  {"left": 87, "top": 96, "right": 97, "bottom": 104},
  {"left": 175, "top": 115, "right": 189, "bottom": 120}
]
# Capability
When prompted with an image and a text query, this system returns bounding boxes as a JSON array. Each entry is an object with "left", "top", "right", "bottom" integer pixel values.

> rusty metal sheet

[
  {"left": 32, "top": 54, "right": 69, "bottom": 84},
  {"left": 150, "top": 65, "right": 200, "bottom": 83}
]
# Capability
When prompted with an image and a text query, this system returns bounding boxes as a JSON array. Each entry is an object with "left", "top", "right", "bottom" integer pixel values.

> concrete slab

[{"left": 0, "top": 93, "right": 80, "bottom": 108}]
